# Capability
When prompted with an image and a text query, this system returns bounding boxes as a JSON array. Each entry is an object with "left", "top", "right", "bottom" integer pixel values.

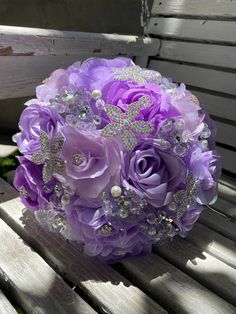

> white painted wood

[
  {"left": 158, "top": 40, "right": 236, "bottom": 69},
  {"left": 0, "top": 25, "right": 160, "bottom": 57},
  {"left": 146, "top": 18, "right": 236, "bottom": 44},
  {"left": 187, "top": 223, "right": 236, "bottom": 269},
  {"left": 0, "top": 145, "right": 17, "bottom": 158},
  {"left": 189, "top": 89, "right": 236, "bottom": 122},
  {"left": 199, "top": 207, "right": 236, "bottom": 242},
  {"left": 122, "top": 253, "right": 236, "bottom": 313},
  {"left": 0, "top": 219, "right": 96, "bottom": 314},
  {"left": 152, "top": 0, "right": 236, "bottom": 19},
  {"left": 215, "top": 121, "right": 236, "bottom": 148},
  {"left": 149, "top": 60, "right": 236, "bottom": 96},
  {"left": 153, "top": 237, "right": 236, "bottom": 305},
  {"left": 216, "top": 146, "right": 236, "bottom": 174},
  {"left": 0, "top": 290, "right": 17, "bottom": 314},
  {"left": 0, "top": 179, "right": 166, "bottom": 314}
]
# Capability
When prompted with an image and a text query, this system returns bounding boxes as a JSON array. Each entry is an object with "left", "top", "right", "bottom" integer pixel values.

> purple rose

[
  {"left": 14, "top": 157, "right": 50, "bottom": 210},
  {"left": 59, "top": 126, "right": 121, "bottom": 205},
  {"left": 190, "top": 147, "right": 221, "bottom": 204},
  {"left": 122, "top": 139, "right": 187, "bottom": 208},
  {"left": 101, "top": 80, "right": 180, "bottom": 127},
  {"left": 16, "top": 103, "right": 64, "bottom": 156}
]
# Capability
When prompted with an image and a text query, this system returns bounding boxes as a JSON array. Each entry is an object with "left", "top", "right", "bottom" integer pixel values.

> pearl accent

[
  {"left": 91, "top": 89, "right": 102, "bottom": 100},
  {"left": 111, "top": 185, "right": 122, "bottom": 197}
]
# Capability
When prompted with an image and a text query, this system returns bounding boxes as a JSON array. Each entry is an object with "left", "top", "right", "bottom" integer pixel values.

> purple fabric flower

[
  {"left": 59, "top": 126, "right": 121, "bottom": 205},
  {"left": 122, "top": 139, "right": 187, "bottom": 207},
  {"left": 14, "top": 156, "right": 50, "bottom": 210},
  {"left": 16, "top": 103, "right": 64, "bottom": 156}
]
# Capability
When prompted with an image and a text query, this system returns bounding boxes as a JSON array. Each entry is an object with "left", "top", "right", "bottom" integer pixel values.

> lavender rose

[
  {"left": 122, "top": 139, "right": 187, "bottom": 208},
  {"left": 59, "top": 126, "right": 121, "bottom": 205},
  {"left": 16, "top": 103, "right": 64, "bottom": 156},
  {"left": 14, "top": 156, "right": 50, "bottom": 210}
]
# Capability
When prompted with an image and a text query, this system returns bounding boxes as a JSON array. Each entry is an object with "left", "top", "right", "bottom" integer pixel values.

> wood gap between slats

[{"left": 150, "top": 14, "right": 236, "bottom": 22}]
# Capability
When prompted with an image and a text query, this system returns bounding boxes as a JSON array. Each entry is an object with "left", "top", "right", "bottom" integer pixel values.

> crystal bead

[
  {"left": 182, "top": 130, "right": 192, "bottom": 142},
  {"left": 78, "top": 105, "right": 91, "bottom": 120},
  {"left": 168, "top": 201, "right": 177, "bottom": 212},
  {"left": 155, "top": 139, "right": 171, "bottom": 150},
  {"left": 130, "top": 207, "right": 140, "bottom": 215},
  {"left": 140, "top": 199, "right": 148, "bottom": 209},
  {"left": 93, "top": 115, "right": 101, "bottom": 126},
  {"left": 161, "top": 119, "right": 175, "bottom": 132},
  {"left": 43, "top": 183, "right": 55, "bottom": 194},
  {"left": 91, "top": 89, "right": 102, "bottom": 100},
  {"left": 173, "top": 143, "right": 188, "bottom": 157},
  {"left": 66, "top": 114, "right": 79, "bottom": 126},
  {"left": 174, "top": 119, "right": 185, "bottom": 130},
  {"left": 52, "top": 215, "right": 67, "bottom": 232},
  {"left": 119, "top": 208, "right": 129, "bottom": 219},
  {"left": 95, "top": 99, "right": 105, "bottom": 111},
  {"left": 72, "top": 154, "right": 85, "bottom": 166},
  {"left": 98, "top": 224, "right": 113, "bottom": 236},
  {"left": 111, "top": 185, "right": 122, "bottom": 198},
  {"left": 146, "top": 213, "right": 156, "bottom": 224},
  {"left": 148, "top": 226, "right": 157, "bottom": 236},
  {"left": 200, "top": 124, "right": 211, "bottom": 139},
  {"left": 61, "top": 194, "right": 70, "bottom": 205},
  {"left": 172, "top": 131, "right": 181, "bottom": 144}
]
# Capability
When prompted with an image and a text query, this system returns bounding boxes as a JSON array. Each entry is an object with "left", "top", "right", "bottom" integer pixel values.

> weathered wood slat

[
  {"left": 0, "top": 179, "right": 166, "bottom": 314},
  {"left": 146, "top": 18, "right": 236, "bottom": 44},
  {"left": 0, "top": 219, "right": 96, "bottom": 314},
  {"left": 121, "top": 253, "right": 236, "bottom": 314},
  {"left": 214, "top": 121, "right": 236, "bottom": 148},
  {"left": 158, "top": 40, "right": 236, "bottom": 69},
  {"left": 187, "top": 223, "right": 236, "bottom": 269},
  {"left": 0, "top": 290, "right": 17, "bottom": 314},
  {"left": 219, "top": 176, "right": 236, "bottom": 203},
  {"left": 149, "top": 60, "right": 236, "bottom": 96},
  {"left": 0, "top": 145, "right": 17, "bottom": 158},
  {"left": 189, "top": 89, "right": 236, "bottom": 122},
  {"left": 153, "top": 237, "right": 236, "bottom": 306},
  {"left": 151, "top": 0, "right": 236, "bottom": 19},
  {"left": 0, "top": 25, "right": 160, "bottom": 57},
  {"left": 199, "top": 207, "right": 236, "bottom": 242},
  {"left": 214, "top": 196, "right": 236, "bottom": 217},
  {"left": 216, "top": 146, "right": 236, "bottom": 174}
]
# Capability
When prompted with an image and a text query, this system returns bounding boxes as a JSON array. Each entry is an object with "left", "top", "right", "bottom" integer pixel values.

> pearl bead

[
  {"left": 61, "top": 194, "right": 70, "bottom": 205},
  {"left": 111, "top": 185, "right": 122, "bottom": 197},
  {"left": 91, "top": 89, "right": 102, "bottom": 100}
]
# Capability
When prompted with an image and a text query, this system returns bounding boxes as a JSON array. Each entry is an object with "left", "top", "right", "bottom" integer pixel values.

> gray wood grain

[
  {"left": 146, "top": 17, "right": 236, "bottom": 44},
  {"left": 216, "top": 146, "right": 236, "bottom": 174},
  {"left": 151, "top": 0, "right": 236, "bottom": 19},
  {"left": 0, "top": 178, "right": 166, "bottom": 314},
  {"left": 0, "top": 219, "right": 96, "bottom": 314},
  {"left": 0, "top": 25, "right": 160, "bottom": 57},
  {"left": 0, "top": 290, "right": 17, "bottom": 314},
  {"left": 122, "top": 253, "right": 236, "bottom": 314},
  {"left": 187, "top": 223, "right": 236, "bottom": 269}
]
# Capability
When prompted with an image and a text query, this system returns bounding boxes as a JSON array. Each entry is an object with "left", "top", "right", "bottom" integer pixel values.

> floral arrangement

[{"left": 14, "top": 58, "right": 221, "bottom": 262}]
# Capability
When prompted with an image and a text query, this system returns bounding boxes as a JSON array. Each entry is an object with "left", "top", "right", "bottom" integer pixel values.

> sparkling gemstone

[
  {"left": 200, "top": 125, "right": 211, "bottom": 139},
  {"left": 119, "top": 208, "right": 129, "bottom": 219},
  {"left": 98, "top": 224, "right": 113, "bottom": 236},
  {"left": 173, "top": 143, "right": 188, "bottom": 157},
  {"left": 61, "top": 194, "right": 70, "bottom": 205},
  {"left": 93, "top": 115, "right": 101, "bottom": 126},
  {"left": 182, "top": 130, "right": 192, "bottom": 142},
  {"left": 140, "top": 223, "right": 148, "bottom": 233},
  {"left": 153, "top": 234, "right": 161, "bottom": 242},
  {"left": 43, "top": 183, "right": 54, "bottom": 194},
  {"left": 52, "top": 215, "right": 67, "bottom": 232},
  {"left": 72, "top": 154, "right": 85, "bottom": 166},
  {"left": 161, "top": 119, "right": 175, "bottom": 132},
  {"left": 168, "top": 202, "right": 177, "bottom": 212},
  {"left": 66, "top": 114, "right": 79, "bottom": 126},
  {"left": 140, "top": 199, "right": 148, "bottom": 209},
  {"left": 19, "top": 186, "right": 28, "bottom": 198},
  {"left": 146, "top": 213, "right": 156, "bottom": 224},
  {"left": 148, "top": 226, "right": 157, "bottom": 236},
  {"left": 91, "top": 89, "right": 102, "bottom": 100},
  {"left": 111, "top": 185, "right": 122, "bottom": 198},
  {"left": 130, "top": 207, "right": 140, "bottom": 215},
  {"left": 172, "top": 131, "right": 181, "bottom": 144},
  {"left": 78, "top": 105, "right": 91, "bottom": 119},
  {"left": 175, "top": 119, "right": 185, "bottom": 130}
]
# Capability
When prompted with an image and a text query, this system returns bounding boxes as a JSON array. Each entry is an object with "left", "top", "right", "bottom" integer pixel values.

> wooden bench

[{"left": 0, "top": 3, "right": 236, "bottom": 311}]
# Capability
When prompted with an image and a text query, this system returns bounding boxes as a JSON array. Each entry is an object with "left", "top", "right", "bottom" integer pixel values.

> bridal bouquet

[{"left": 14, "top": 58, "right": 221, "bottom": 262}]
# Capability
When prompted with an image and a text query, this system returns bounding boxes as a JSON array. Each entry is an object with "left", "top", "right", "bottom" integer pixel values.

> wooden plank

[
  {"left": 0, "top": 179, "right": 166, "bottom": 314},
  {"left": 0, "top": 219, "right": 96, "bottom": 314},
  {"left": 0, "top": 290, "right": 17, "bottom": 314},
  {"left": 214, "top": 121, "right": 236, "bottom": 148},
  {"left": 0, "top": 145, "right": 17, "bottom": 158},
  {"left": 146, "top": 18, "right": 236, "bottom": 44},
  {"left": 189, "top": 89, "right": 236, "bottom": 122},
  {"left": 152, "top": 0, "right": 236, "bottom": 19},
  {"left": 219, "top": 176, "right": 236, "bottom": 203},
  {"left": 213, "top": 197, "right": 236, "bottom": 218},
  {"left": 149, "top": 60, "right": 236, "bottom": 96},
  {"left": 216, "top": 146, "right": 236, "bottom": 174},
  {"left": 153, "top": 237, "right": 236, "bottom": 306},
  {"left": 187, "top": 222, "right": 236, "bottom": 269},
  {"left": 0, "top": 25, "right": 160, "bottom": 57},
  {"left": 121, "top": 253, "right": 236, "bottom": 313},
  {"left": 199, "top": 207, "right": 236, "bottom": 242},
  {"left": 158, "top": 40, "right": 236, "bottom": 69}
]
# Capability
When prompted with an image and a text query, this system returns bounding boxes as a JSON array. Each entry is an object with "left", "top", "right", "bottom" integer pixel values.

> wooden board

[
  {"left": 0, "top": 219, "right": 96, "bottom": 314},
  {"left": 0, "top": 179, "right": 166, "bottom": 314},
  {"left": 0, "top": 25, "right": 160, "bottom": 57},
  {"left": 149, "top": 60, "right": 236, "bottom": 96},
  {"left": 146, "top": 18, "right": 236, "bottom": 44},
  {"left": 158, "top": 40, "right": 236, "bottom": 69},
  {"left": 214, "top": 121, "right": 236, "bottom": 148},
  {"left": 0, "top": 290, "right": 17, "bottom": 314},
  {"left": 216, "top": 146, "right": 236, "bottom": 174},
  {"left": 153, "top": 237, "right": 236, "bottom": 305},
  {"left": 219, "top": 176, "right": 236, "bottom": 204},
  {"left": 187, "top": 223, "right": 236, "bottom": 269},
  {"left": 0, "top": 145, "right": 17, "bottom": 158},
  {"left": 121, "top": 253, "right": 235, "bottom": 314},
  {"left": 151, "top": 0, "right": 236, "bottom": 19}
]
